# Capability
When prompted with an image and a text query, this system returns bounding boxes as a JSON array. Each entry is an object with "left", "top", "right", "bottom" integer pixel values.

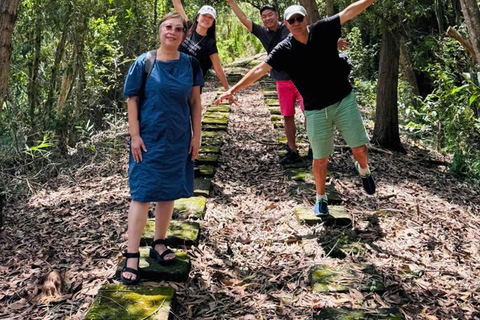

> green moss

[
  {"left": 142, "top": 220, "right": 200, "bottom": 247},
  {"left": 314, "top": 308, "right": 404, "bottom": 320},
  {"left": 285, "top": 168, "right": 313, "bottom": 182},
  {"left": 294, "top": 205, "right": 351, "bottom": 227},
  {"left": 202, "top": 117, "right": 228, "bottom": 125},
  {"left": 196, "top": 153, "right": 218, "bottom": 164},
  {"left": 207, "top": 106, "right": 231, "bottom": 113},
  {"left": 269, "top": 107, "right": 281, "bottom": 115},
  {"left": 195, "top": 164, "right": 215, "bottom": 178},
  {"left": 262, "top": 91, "right": 278, "bottom": 99},
  {"left": 199, "top": 146, "right": 220, "bottom": 153},
  {"left": 193, "top": 178, "right": 212, "bottom": 197},
  {"left": 116, "top": 248, "right": 191, "bottom": 282},
  {"left": 272, "top": 120, "right": 284, "bottom": 129},
  {"left": 202, "top": 131, "right": 223, "bottom": 138},
  {"left": 203, "top": 112, "right": 230, "bottom": 120},
  {"left": 202, "top": 124, "right": 228, "bottom": 131},
  {"left": 309, "top": 264, "right": 385, "bottom": 293},
  {"left": 173, "top": 196, "right": 206, "bottom": 219},
  {"left": 276, "top": 135, "right": 288, "bottom": 145},
  {"left": 270, "top": 115, "right": 283, "bottom": 122},
  {"left": 265, "top": 99, "right": 280, "bottom": 106},
  {"left": 85, "top": 284, "right": 175, "bottom": 320}
]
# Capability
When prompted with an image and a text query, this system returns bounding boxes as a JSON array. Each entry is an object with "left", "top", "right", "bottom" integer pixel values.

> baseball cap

[
  {"left": 198, "top": 5, "right": 216, "bottom": 19},
  {"left": 284, "top": 5, "right": 307, "bottom": 20}
]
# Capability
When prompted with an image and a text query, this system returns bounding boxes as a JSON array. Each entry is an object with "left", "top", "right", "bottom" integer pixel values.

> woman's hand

[
  {"left": 131, "top": 135, "right": 147, "bottom": 162},
  {"left": 189, "top": 135, "right": 201, "bottom": 161},
  {"left": 215, "top": 89, "right": 235, "bottom": 105}
]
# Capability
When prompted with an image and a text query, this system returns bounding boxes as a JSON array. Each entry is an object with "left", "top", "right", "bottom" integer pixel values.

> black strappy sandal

[
  {"left": 121, "top": 252, "right": 141, "bottom": 285},
  {"left": 149, "top": 239, "right": 175, "bottom": 265}
]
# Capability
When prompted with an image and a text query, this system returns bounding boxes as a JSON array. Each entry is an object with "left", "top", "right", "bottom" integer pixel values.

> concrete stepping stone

[
  {"left": 202, "top": 131, "right": 223, "bottom": 146},
  {"left": 196, "top": 153, "right": 218, "bottom": 165},
  {"left": 285, "top": 168, "right": 314, "bottom": 182},
  {"left": 272, "top": 119, "right": 284, "bottom": 129},
  {"left": 203, "top": 112, "right": 230, "bottom": 120},
  {"left": 322, "top": 233, "right": 366, "bottom": 259},
  {"left": 173, "top": 196, "right": 206, "bottom": 220},
  {"left": 142, "top": 219, "right": 200, "bottom": 247},
  {"left": 195, "top": 164, "right": 214, "bottom": 178},
  {"left": 194, "top": 178, "right": 212, "bottom": 197},
  {"left": 262, "top": 90, "right": 278, "bottom": 99},
  {"left": 309, "top": 263, "right": 385, "bottom": 293},
  {"left": 116, "top": 248, "right": 191, "bottom": 282},
  {"left": 270, "top": 114, "right": 283, "bottom": 122},
  {"left": 202, "top": 124, "right": 228, "bottom": 131},
  {"left": 200, "top": 146, "right": 220, "bottom": 154},
  {"left": 85, "top": 284, "right": 175, "bottom": 320},
  {"left": 207, "top": 105, "right": 231, "bottom": 113},
  {"left": 294, "top": 205, "right": 351, "bottom": 226},
  {"left": 269, "top": 107, "right": 281, "bottom": 115},
  {"left": 290, "top": 183, "right": 342, "bottom": 205},
  {"left": 202, "top": 117, "right": 228, "bottom": 126},
  {"left": 265, "top": 99, "right": 280, "bottom": 106},
  {"left": 314, "top": 308, "right": 403, "bottom": 320}
]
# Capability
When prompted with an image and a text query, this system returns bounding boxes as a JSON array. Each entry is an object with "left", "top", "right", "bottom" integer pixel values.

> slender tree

[
  {"left": 459, "top": 0, "right": 480, "bottom": 66},
  {"left": 0, "top": 0, "right": 22, "bottom": 117}
]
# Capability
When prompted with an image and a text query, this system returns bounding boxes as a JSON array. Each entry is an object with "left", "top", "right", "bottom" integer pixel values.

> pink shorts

[{"left": 276, "top": 80, "right": 304, "bottom": 117}]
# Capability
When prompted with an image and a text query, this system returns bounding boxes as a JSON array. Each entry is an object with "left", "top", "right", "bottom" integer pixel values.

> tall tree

[
  {"left": 0, "top": 0, "right": 22, "bottom": 117},
  {"left": 459, "top": 0, "right": 480, "bottom": 66},
  {"left": 298, "top": 0, "right": 321, "bottom": 23}
]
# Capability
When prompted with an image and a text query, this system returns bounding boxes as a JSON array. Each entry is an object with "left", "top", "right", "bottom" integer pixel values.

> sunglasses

[
  {"left": 163, "top": 24, "right": 185, "bottom": 33},
  {"left": 286, "top": 16, "right": 305, "bottom": 25}
]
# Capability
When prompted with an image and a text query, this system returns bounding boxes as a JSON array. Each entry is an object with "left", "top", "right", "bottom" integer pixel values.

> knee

[
  {"left": 352, "top": 145, "right": 367, "bottom": 156},
  {"left": 313, "top": 157, "right": 328, "bottom": 168}
]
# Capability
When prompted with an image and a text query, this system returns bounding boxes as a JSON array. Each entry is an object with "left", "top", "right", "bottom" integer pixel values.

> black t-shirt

[
  {"left": 265, "top": 14, "right": 352, "bottom": 110},
  {"left": 179, "top": 23, "right": 218, "bottom": 79}
]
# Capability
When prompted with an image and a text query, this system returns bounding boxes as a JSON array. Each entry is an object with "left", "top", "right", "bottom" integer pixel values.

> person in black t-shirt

[
  {"left": 173, "top": 0, "right": 230, "bottom": 93},
  {"left": 216, "top": 0, "right": 377, "bottom": 216}
]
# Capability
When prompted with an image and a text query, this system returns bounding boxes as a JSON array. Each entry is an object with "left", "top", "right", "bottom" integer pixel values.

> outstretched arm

[
  {"left": 172, "top": 0, "right": 189, "bottom": 22},
  {"left": 339, "top": 0, "right": 376, "bottom": 25},
  {"left": 188, "top": 86, "right": 202, "bottom": 160},
  {"left": 215, "top": 62, "right": 272, "bottom": 105},
  {"left": 225, "top": 0, "right": 253, "bottom": 32}
]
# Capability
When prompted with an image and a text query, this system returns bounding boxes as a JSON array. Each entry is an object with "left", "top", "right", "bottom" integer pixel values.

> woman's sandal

[
  {"left": 121, "top": 252, "right": 141, "bottom": 285},
  {"left": 149, "top": 239, "right": 175, "bottom": 265}
]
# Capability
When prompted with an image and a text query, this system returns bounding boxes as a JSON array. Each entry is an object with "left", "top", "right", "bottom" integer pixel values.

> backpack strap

[{"left": 138, "top": 50, "right": 157, "bottom": 122}]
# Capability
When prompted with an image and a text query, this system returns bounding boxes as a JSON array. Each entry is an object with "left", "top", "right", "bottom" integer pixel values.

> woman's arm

[
  {"left": 339, "top": 0, "right": 376, "bottom": 25},
  {"left": 172, "top": 0, "right": 189, "bottom": 22},
  {"left": 127, "top": 96, "right": 147, "bottom": 162},
  {"left": 225, "top": 0, "right": 253, "bottom": 32},
  {"left": 188, "top": 86, "right": 202, "bottom": 160},
  {"left": 210, "top": 53, "right": 230, "bottom": 91}
]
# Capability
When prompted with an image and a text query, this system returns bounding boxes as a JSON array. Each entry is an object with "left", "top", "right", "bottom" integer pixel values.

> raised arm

[
  {"left": 172, "top": 0, "right": 189, "bottom": 22},
  {"left": 215, "top": 62, "right": 272, "bottom": 104},
  {"left": 339, "top": 0, "right": 376, "bottom": 25},
  {"left": 225, "top": 0, "right": 253, "bottom": 32}
]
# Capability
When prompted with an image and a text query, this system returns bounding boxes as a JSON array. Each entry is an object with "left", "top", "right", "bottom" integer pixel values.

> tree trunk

[
  {"left": 0, "top": 0, "right": 22, "bottom": 117},
  {"left": 28, "top": 4, "right": 42, "bottom": 126},
  {"left": 451, "top": 0, "right": 463, "bottom": 26},
  {"left": 326, "top": 0, "right": 334, "bottom": 16},
  {"left": 373, "top": 24, "right": 406, "bottom": 153},
  {"left": 298, "top": 0, "right": 321, "bottom": 23},
  {"left": 434, "top": 0, "right": 445, "bottom": 33},
  {"left": 45, "top": 25, "right": 67, "bottom": 118},
  {"left": 399, "top": 36, "right": 420, "bottom": 96},
  {"left": 459, "top": 0, "right": 480, "bottom": 66}
]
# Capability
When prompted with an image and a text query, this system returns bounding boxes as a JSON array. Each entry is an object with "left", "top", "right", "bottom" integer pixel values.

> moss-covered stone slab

[
  {"left": 196, "top": 153, "right": 218, "bottom": 165},
  {"left": 202, "top": 117, "right": 228, "bottom": 126},
  {"left": 294, "top": 205, "right": 351, "bottom": 226},
  {"left": 276, "top": 135, "right": 288, "bottom": 145},
  {"left": 199, "top": 146, "right": 220, "bottom": 154},
  {"left": 202, "top": 131, "right": 223, "bottom": 139},
  {"left": 285, "top": 168, "right": 314, "bottom": 182},
  {"left": 314, "top": 308, "right": 403, "bottom": 320},
  {"left": 322, "top": 233, "right": 366, "bottom": 259},
  {"left": 202, "top": 131, "right": 223, "bottom": 147},
  {"left": 207, "top": 105, "right": 231, "bottom": 113},
  {"left": 116, "top": 248, "right": 191, "bottom": 282},
  {"left": 272, "top": 120, "right": 284, "bottom": 129},
  {"left": 309, "top": 264, "right": 385, "bottom": 293},
  {"left": 141, "top": 219, "right": 200, "bottom": 247},
  {"left": 265, "top": 99, "right": 280, "bottom": 106},
  {"left": 270, "top": 115, "right": 283, "bottom": 122},
  {"left": 203, "top": 112, "right": 230, "bottom": 120},
  {"left": 269, "top": 107, "right": 281, "bottom": 115},
  {"left": 173, "top": 196, "right": 206, "bottom": 220},
  {"left": 85, "top": 284, "right": 175, "bottom": 320},
  {"left": 263, "top": 91, "right": 278, "bottom": 99},
  {"left": 193, "top": 178, "right": 212, "bottom": 197},
  {"left": 195, "top": 164, "right": 214, "bottom": 178},
  {"left": 202, "top": 124, "right": 228, "bottom": 131}
]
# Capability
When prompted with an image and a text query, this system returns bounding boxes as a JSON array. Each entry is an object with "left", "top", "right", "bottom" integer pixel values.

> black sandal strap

[
  {"left": 152, "top": 239, "right": 168, "bottom": 247},
  {"left": 123, "top": 252, "right": 140, "bottom": 259},
  {"left": 122, "top": 267, "right": 139, "bottom": 275},
  {"left": 159, "top": 249, "right": 174, "bottom": 259}
]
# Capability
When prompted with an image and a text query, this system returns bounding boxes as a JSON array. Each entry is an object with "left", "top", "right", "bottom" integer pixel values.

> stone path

[
  {"left": 85, "top": 91, "right": 231, "bottom": 320},
  {"left": 85, "top": 74, "right": 403, "bottom": 319}
]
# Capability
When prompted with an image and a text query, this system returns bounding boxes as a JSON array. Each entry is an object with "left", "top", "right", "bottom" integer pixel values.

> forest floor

[{"left": 0, "top": 70, "right": 479, "bottom": 320}]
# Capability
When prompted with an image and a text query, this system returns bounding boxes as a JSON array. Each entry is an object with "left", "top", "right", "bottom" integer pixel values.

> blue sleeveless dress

[{"left": 124, "top": 52, "right": 204, "bottom": 202}]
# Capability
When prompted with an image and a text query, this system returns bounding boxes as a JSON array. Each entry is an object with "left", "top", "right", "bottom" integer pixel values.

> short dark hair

[{"left": 260, "top": 4, "right": 277, "bottom": 15}]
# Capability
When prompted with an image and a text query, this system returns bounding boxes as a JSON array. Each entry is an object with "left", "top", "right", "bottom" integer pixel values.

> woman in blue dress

[{"left": 121, "top": 11, "right": 204, "bottom": 285}]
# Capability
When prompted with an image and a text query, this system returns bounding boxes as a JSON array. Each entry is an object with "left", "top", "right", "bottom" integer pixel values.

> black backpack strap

[{"left": 138, "top": 50, "right": 157, "bottom": 122}]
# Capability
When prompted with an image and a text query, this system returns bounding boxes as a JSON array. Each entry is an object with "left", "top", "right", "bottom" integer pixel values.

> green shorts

[{"left": 305, "top": 91, "right": 369, "bottom": 159}]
